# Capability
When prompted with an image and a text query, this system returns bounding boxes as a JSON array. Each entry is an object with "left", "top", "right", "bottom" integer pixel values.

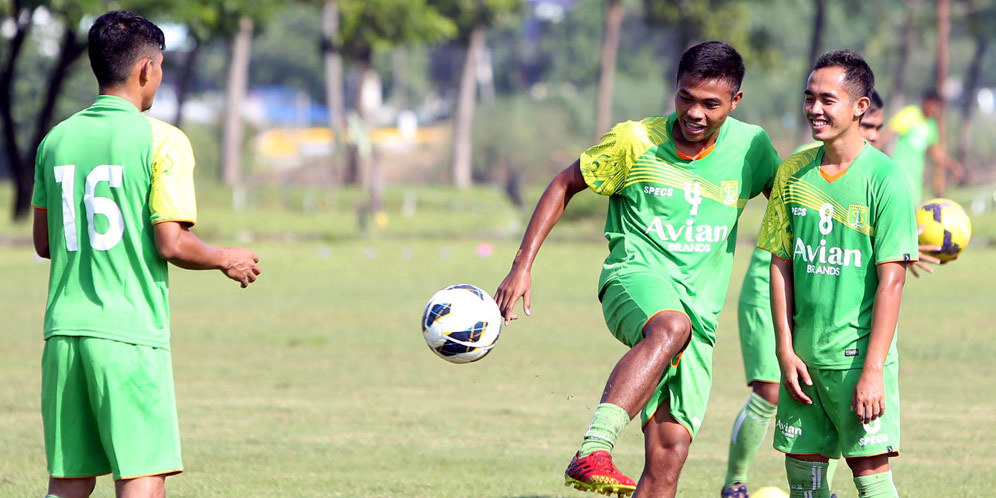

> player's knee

[
  {"left": 48, "top": 477, "right": 96, "bottom": 498},
  {"left": 642, "top": 312, "right": 691, "bottom": 345},
  {"left": 752, "top": 381, "right": 779, "bottom": 405}
]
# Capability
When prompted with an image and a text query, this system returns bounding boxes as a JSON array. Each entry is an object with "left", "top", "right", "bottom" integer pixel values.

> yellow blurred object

[
  {"left": 916, "top": 198, "right": 972, "bottom": 262},
  {"left": 752, "top": 486, "right": 789, "bottom": 498},
  {"left": 373, "top": 211, "right": 389, "bottom": 229}
]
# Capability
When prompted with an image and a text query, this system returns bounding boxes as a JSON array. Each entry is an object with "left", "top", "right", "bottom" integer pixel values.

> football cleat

[
  {"left": 720, "top": 482, "right": 749, "bottom": 498},
  {"left": 564, "top": 450, "right": 636, "bottom": 497}
]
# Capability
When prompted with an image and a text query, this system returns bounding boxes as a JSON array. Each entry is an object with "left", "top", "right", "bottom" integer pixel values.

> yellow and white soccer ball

[
  {"left": 752, "top": 486, "right": 789, "bottom": 498},
  {"left": 916, "top": 198, "right": 972, "bottom": 262},
  {"left": 421, "top": 284, "right": 502, "bottom": 364}
]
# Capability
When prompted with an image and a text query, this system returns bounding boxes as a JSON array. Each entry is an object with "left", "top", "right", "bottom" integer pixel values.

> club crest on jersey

[
  {"left": 848, "top": 204, "right": 869, "bottom": 229},
  {"left": 721, "top": 180, "right": 740, "bottom": 206}
]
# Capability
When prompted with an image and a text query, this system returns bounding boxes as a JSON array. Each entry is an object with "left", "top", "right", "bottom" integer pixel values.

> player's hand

[
  {"left": 495, "top": 266, "right": 531, "bottom": 326},
  {"left": 852, "top": 369, "right": 885, "bottom": 424},
  {"left": 221, "top": 247, "right": 261, "bottom": 288},
  {"left": 777, "top": 351, "right": 813, "bottom": 405},
  {"left": 911, "top": 226, "right": 942, "bottom": 278}
]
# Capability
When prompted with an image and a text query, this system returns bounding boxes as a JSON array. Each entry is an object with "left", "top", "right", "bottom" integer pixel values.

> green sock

[
  {"left": 578, "top": 402, "right": 631, "bottom": 457},
  {"left": 853, "top": 471, "right": 898, "bottom": 498},
  {"left": 826, "top": 458, "right": 839, "bottom": 489},
  {"left": 724, "top": 393, "right": 777, "bottom": 487},
  {"left": 785, "top": 456, "right": 831, "bottom": 498}
]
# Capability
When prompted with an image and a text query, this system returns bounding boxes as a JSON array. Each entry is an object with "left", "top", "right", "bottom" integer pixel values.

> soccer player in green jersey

[
  {"left": 759, "top": 50, "right": 918, "bottom": 498},
  {"left": 720, "top": 89, "right": 883, "bottom": 498},
  {"left": 494, "top": 42, "right": 781, "bottom": 497},
  {"left": 31, "top": 11, "right": 260, "bottom": 498},
  {"left": 884, "top": 90, "right": 964, "bottom": 203}
]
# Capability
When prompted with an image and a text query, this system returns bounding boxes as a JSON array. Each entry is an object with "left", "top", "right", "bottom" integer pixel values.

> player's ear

[
  {"left": 137, "top": 58, "right": 152, "bottom": 85},
  {"left": 853, "top": 95, "right": 870, "bottom": 120},
  {"left": 729, "top": 90, "right": 743, "bottom": 111}
]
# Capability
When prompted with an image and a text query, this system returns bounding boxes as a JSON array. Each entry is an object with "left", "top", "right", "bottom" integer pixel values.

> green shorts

[
  {"left": 737, "top": 301, "right": 780, "bottom": 385},
  {"left": 599, "top": 272, "right": 713, "bottom": 437},
  {"left": 42, "top": 336, "right": 183, "bottom": 480},
  {"left": 773, "top": 362, "right": 900, "bottom": 459}
]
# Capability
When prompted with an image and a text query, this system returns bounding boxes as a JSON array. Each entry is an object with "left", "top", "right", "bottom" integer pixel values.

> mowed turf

[{"left": 1, "top": 230, "right": 994, "bottom": 496}]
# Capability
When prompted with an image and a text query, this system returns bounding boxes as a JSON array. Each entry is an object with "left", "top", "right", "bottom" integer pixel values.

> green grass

[{"left": 1, "top": 182, "right": 995, "bottom": 496}]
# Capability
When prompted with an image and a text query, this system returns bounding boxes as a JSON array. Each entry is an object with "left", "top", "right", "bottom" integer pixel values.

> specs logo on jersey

[
  {"left": 859, "top": 419, "right": 888, "bottom": 446},
  {"left": 721, "top": 181, "right": 740, "bottom": 206},
  {"left": 794, "top": 238, "right": 863, "bottom": 276},
  {"left": 684, "top": 181, "right": 702, "bottom": 216},
  {"left": 848, "top": 204, "right": 869, "bottom": 229}
]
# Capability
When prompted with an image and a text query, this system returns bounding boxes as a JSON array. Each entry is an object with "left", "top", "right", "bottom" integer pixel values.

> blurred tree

[
  {"left": 595, "top": 0, "right": 625, "bottom": 139},
  {"left": 889, "top": 0, "right": 921, "bottom": 113},
  {"left": 956, "top": 0, "right": 994, "bottom": 166},
  {"left": 431, "top": 0, "right": 522, "bottom": 190},
  {"left": 337, "top": 0, "right": 454, "bottom": 211},
  {"left": 322, "top": 0, "right": 346, "bottom": 141},
  {"left": 934, "top": 0, "right": 950, "bottom": 196}
]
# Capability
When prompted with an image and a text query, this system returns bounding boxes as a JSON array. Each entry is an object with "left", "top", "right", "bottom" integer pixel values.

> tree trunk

[
  {"left": 392, "top": 46, "right": 408, "bottom": 109},
  {"left": 323, "top": 0, "right": 346, "bottom": 137},
  {"left": 933, "top": 0, "right": 950, "bottom": 197},
  {"left": 890, "top": 0, "right": 920, "bottom": 114},
  {"left": 798, "top": 0, "right": 826, "bottom": 143},
  {"left": 1, "top": 5, "right": 33, "bottom": 219},
  {"left": 595, "top": 0, "right": 624, "bottom": 140},
  {"left": 452, "top": 26, "right": 485, "bottom": 190},
  {"left": 172, "top": 34, "right": 201, "bottom": 128},
  {"left": 957, "top": 29, "right": 988, "bottom": 164},
  {"left": 221, "top": 16, "right": 253, "bottom": 188},
  {"left": 14, "top": 24, "right": 86, "bottom": 220}
]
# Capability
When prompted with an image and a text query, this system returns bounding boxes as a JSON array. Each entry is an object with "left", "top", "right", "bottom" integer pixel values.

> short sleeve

[
  {"left": 887, "top": 106, "right": 921, "bottom": 135},
  {"left": 31, "top": 139, "right": 48, "bottom": 209},
  {"left": 757, "top": 163, "right": 793, "bottom": 260},
  {"left": 746, "top": 128, "right": 781, "bottom": 197},
  {"left": 872, "top": 172, "right": 918, "bottom": 264},
  {"left": 147, "top": 117, "right": 197, "bottom": 225},
  {"left": 579, "top": 119, "right": 655, "bottom": 196}
]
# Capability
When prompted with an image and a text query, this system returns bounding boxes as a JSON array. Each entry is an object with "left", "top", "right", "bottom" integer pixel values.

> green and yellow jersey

[
  {"left": 889, "top": 105, "right": 938, "bottom": 203},
  {"left": 581, "top": 114, "right": 781, "bottom": 343},
  {"left": 32, "top": 95, "right": 197, "bottom": 349},
  {"left": 758, "top": 144, "right": 918, "bottom": 369}
]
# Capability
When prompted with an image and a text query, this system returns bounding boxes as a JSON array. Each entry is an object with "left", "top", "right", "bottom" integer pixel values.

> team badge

[
  {"left": 721, "top": 180, "right": 740, "bottom": 206},
  {"left": 848, "top": 204, "right": 869, "bottom": 229}
]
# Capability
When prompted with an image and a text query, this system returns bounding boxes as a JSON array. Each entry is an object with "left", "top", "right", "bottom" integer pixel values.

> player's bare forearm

[
  {"left": 32, "top": 208, "right": 50, "bottom": 259},
  {"left": 496, "top": 160, "right": 586, "bottom": 322},
  {"left": 511, "top": 160, "right": 587, "bottom": 271},
  {"left": 153, "top": 221, "right": 261, "bottom": 287},
  {"left": 864, "top": 262, "right": 907, "bottom": 372}
]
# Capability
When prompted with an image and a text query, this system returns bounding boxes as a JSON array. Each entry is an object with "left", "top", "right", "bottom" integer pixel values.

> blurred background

[{"left": 2, "top": 0, "right": 995, "bottom": 239}]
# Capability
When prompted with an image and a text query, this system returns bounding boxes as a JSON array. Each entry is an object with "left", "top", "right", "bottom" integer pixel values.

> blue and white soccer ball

[{"left": 421, "top": 284, "right": 502, "bottom": 364}]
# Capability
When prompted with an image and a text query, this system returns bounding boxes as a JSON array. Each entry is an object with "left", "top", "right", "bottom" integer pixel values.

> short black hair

[
  {"left": 922, "top": 88, "right": 942, "bottom": 103},
  {"left": 869, "top": 89, "right": 884, "bottom": 113},
  {"left": 88, "top": 11, "right": 165, "bottom": 87},
  {"left": 676, "top": 41, "right": 745, "bottom": 94},
  {"left": 812, "top": 49, "right": 875, "bottom": 102}
]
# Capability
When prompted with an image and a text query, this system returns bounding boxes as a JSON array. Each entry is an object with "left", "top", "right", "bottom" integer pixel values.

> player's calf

[{"left": 47, "top": 477, "right": 96, "bottom": 498}]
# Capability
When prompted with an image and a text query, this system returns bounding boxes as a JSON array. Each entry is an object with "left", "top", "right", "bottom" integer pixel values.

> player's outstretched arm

[
  {"left": 771, "top": 255, "right": 812, "bottom": 405},
  {"left": 853, "top": 262, "right": 906, "bottom": 424},
  {"left": 153, "top": 221, "right": 261, "bottom": 288},
  {"left": 495, "top": 160, "right": 587, "bottom": 325},
  {"left": 33, "top": 208, "right": 50, "bottom": 259}
]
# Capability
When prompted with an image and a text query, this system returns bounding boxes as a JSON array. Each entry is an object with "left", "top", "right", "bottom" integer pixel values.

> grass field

[{"left": 1, "top": 184, "right": 995, "bottom": 497}]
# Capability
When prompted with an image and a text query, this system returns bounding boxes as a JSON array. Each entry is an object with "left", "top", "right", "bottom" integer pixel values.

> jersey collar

[{"left": 92, "top": 94, "right": 141, "bottom": 113}]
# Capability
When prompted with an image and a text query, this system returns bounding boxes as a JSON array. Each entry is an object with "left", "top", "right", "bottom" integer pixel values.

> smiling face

[
  {"left": 673, "top": 74, "right": 742, "bottom": 145},
  {"left": 804, "top": 66, "right": 869, "bottom": 142}
]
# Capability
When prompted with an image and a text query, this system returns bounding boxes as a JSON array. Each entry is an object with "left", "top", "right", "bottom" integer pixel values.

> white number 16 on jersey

[{"left": 53, "top": 164, "right": 125, "bottom": 251}]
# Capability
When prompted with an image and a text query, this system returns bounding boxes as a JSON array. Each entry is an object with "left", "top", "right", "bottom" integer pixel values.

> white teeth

[{"left": 812, "top": 120, "right": 828, "bottom": 126}]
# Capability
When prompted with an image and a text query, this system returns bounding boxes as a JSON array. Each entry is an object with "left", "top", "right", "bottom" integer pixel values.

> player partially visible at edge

[
  {"left": 759, "top": 50, "right": 917, "bottom": 498},
  {"left": 495, "top": 41, "right": 781, "bottom": 497},
  {"left": 32, "top": 11, "right": 260, "bottom": 498},
  {"left": 719, "top": 88, "right": 936, "bottom": 498}
]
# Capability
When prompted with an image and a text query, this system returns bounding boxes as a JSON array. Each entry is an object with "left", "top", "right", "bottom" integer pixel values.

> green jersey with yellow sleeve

[
  {"left": 580, "top": 114, "right": 780, "bottom": 342},
  {"left": 32, "top": 95, "right": 197, "bottom": 349},
  {"left": 757, "top": 144, "right": 918, "bottom": 369}
]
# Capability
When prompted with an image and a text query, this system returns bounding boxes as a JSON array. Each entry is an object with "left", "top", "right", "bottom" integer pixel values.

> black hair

[
  {"left": 869, "top": 89, "right": 884, "bottom": 113},
  {"left": 812, "top": 49, "right": 875, "bottom": 102},
  {"left": 922, "top": 89, "right": 942, "bottom": 102},
  {"left": 676, "top": 41, "right": 745, "bottom": 94},
  {"left": 88, "top": 11, "right": 165, "bottom": 87}
]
